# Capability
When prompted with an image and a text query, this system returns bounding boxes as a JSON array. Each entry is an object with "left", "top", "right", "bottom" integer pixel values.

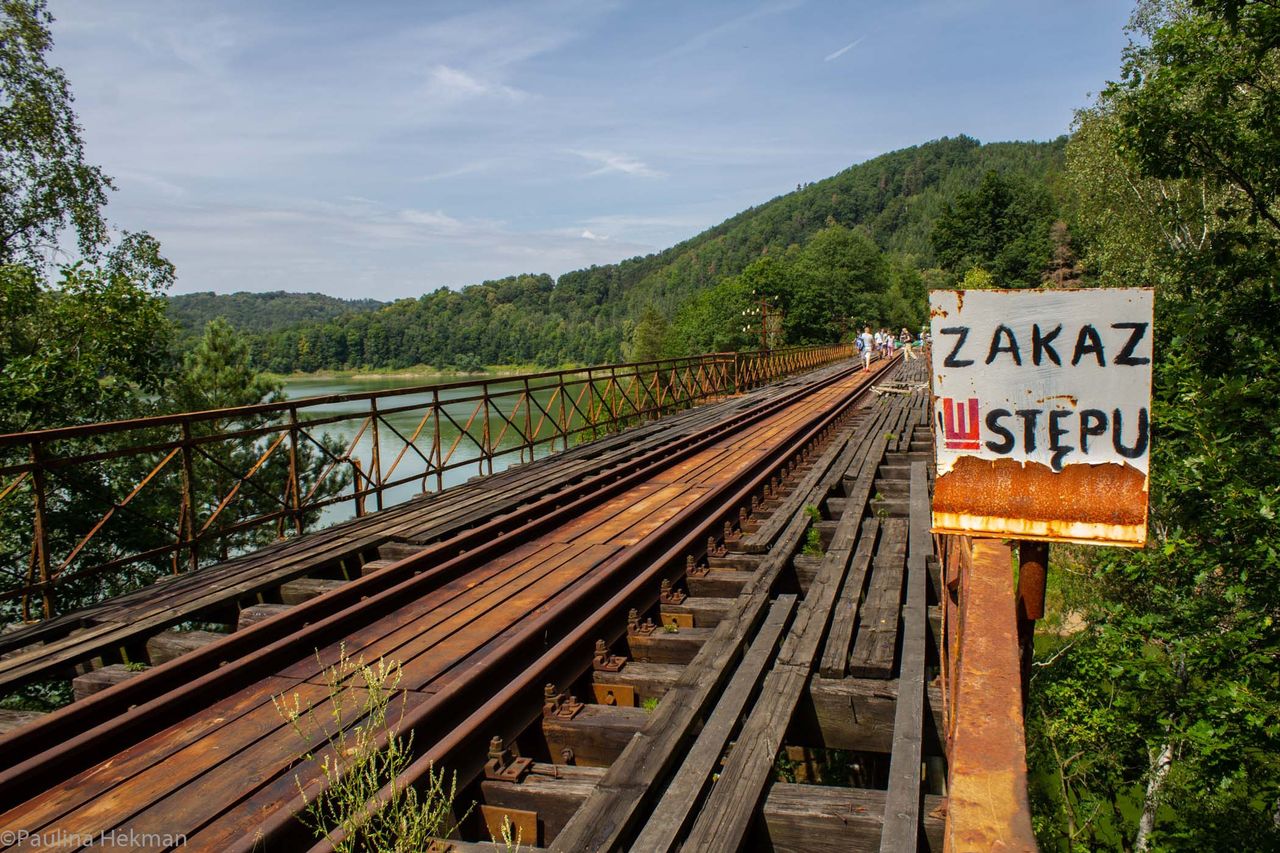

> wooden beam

[
  {"left": 480, "top": 763, "right": 604, "bottom": 846},
  {"left": 797, "top": 677, "right": 944, "bottom": 755},
  {"left": 626, "top": 627, "right": 711, "bottom": 665},
  {"left": 762, "top": 783, "right": 945, "bottom": 853},
  {"left": 878, "top": 461, "right": 930, "bottom": 852},
  {"left": 541, "top": 705, "right": 647, "bottom": 767},
  {"left": 591, "top": 661, "right": 682, "bottom": 703}
]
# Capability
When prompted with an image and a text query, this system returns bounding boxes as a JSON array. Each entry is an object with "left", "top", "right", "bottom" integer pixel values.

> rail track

[{"left": 0, "top": 353, "right": 934, "bottom": 851}]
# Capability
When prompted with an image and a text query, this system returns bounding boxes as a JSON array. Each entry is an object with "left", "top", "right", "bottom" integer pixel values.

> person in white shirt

[{"left": 860, "top": 328, "right": 874, "bottom": 371}]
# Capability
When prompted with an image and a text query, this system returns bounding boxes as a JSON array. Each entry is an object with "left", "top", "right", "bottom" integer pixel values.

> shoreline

[{"left": 267, "top": 363, "right": 580, "bottom": 382}]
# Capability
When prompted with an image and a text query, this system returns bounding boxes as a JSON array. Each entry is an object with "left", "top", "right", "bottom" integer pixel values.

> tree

[
  {"left": 1028, "top": 2, "right": 1280, "bottom": 849},
  {"left": 624, "top": 306, "right": 668, "bottom": 362},
  {"left": 0, "top": 0, "right": 112, "bottom": 265},
  {"left": 931, "top": 169, "right": 1056, "bottom": 287},
  {"left": 0, "top": 259, "right": 173, "bottom": 434},
  {"left": 169, "top": 320, "right": 345, "bottom": 562}
]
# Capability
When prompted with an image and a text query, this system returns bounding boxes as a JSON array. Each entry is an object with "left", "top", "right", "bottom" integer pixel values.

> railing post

[
  {"left": 286, "top": 406, "right": 303, "bottom": 536},
  {"left": 29, "top": 442, "right": 52, "bottom": 619},
  {"left": 432, "top": 388, "right": 443, "bottom": 492},
  {"left": 369, "top": 398, "right": 383, "bottom": 511},
  {"left": 523, "top": 377, "right": 533, "bottom": 463},
  {"left": 179, "top": 421, "right": 199, "bottom": 572},
  {"left": 482, "top": 383, "right": 493, "bottom": 476},
  {"left": 352, "top": 458, "right": 366, "bottom": 517}
]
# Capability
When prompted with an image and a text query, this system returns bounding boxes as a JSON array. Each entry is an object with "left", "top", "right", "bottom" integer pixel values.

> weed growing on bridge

[
  {"left": 802, "top": 505, "right": 824, "bottom": 557},
  {"left": 273, "top": 646, "right": 470, "bottom": 852}
]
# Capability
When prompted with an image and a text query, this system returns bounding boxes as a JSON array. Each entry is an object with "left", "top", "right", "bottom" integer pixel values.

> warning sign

[{"left": 929, "top": 288, "right": 1154, "bottom": 547}]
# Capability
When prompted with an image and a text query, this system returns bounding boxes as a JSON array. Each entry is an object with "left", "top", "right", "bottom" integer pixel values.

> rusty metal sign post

[{"left": 928, "top": 288, "right": 1154, "bottom": 547}]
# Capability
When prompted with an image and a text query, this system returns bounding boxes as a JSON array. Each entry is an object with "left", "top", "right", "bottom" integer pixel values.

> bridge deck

[{"left": 0, "top": 357, "right": 944, "bottom": 851}]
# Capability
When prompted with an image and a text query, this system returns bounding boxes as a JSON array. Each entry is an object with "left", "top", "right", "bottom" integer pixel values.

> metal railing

[{"left": 0, "top": 344, "right": 853, "bottom": 619}]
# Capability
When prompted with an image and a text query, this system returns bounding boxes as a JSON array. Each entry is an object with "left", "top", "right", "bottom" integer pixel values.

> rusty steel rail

[{"left": 0, "top": 344, "right": 853, "bottom": 620}]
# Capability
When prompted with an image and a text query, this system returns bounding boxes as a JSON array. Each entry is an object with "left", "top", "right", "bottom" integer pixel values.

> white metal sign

[{"left": 929, "top": 288, "right": 1154, "bottom": 546}]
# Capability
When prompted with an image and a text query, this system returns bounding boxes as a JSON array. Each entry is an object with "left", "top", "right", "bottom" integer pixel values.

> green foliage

[
  {"left": 168, "top": 320, "right": 344, "bottom": 562},
  {"left": 931, "top": 169, "right": 1057, "bottom": 287},
  {"left": 0, "top": 259, "right": 173, "bottom": 433},
  {"left": 166, "top": 291, "right": 384, "bottom": 343},
  {"left": 624, "top": 305, "right": 669, "bottom": 362},
  {"left": 0, "top": 0, "right": 111, "bottom": 265},
  {"left": 802, "top": 504, "right": 824, "bottom": 556},
  {"left": 641, "top": 696, "right": 659, "bottom": 713},
  {"left": 1027, "top": 3, "right": 1280, "bottom": 849},
  {"left": 274, "top": 649, "right": 469, "bottom": 851}
]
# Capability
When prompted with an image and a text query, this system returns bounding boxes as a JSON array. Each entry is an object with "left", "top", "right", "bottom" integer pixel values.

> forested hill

[
  {"left": 167, "top": 291, "right": 384, "bottom": 342},
  {"left": 242, "top": 134, "right": 1067, "bottom": 373}
]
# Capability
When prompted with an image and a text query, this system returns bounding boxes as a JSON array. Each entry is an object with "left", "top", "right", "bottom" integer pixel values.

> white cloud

[
  {"left": 824, "top": 36, "right": 865, "bottom": 62},
  {"left": 580, "top": 229, "right": 608, "bottom": 241},
  {"left": 571, "top": 150, "right": 664, "bottom": 178},
  {"left": 424, "top": 65, "right": 528, "bottom": 102}
]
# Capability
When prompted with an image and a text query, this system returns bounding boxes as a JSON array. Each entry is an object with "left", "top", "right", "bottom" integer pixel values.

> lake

[{"left": 279, "top": 372, "right": 576, "bottom": 527}]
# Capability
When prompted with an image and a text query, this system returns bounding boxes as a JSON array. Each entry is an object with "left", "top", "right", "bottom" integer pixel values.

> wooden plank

[
  {"left": 799, "top": 677, "right": 944, "bottom": 755},
  {"left": 847, "top": 519, "right": 908, "bottom": 679},
  {"left": 17, "top": 681, "right": 329, "bottom": 842},
  {"left": 658, "top": 595, "right": 732, "bottom": 628},
  {"left": 626, "top": 627, "right": 712, "bottom": 666},
  {"left": 71, "top": 663, "right": 140, "bottom": 701},
  {"left": 631, "top": 594, "right": 796, "bottom": 851},
  {"left": 480, "top": 763, "right": 605, "bottom": 847},
  {"left": 0, "top": 676, "right": 300, "bottom": 833},
  {"left": 278, "top": 577, "right": 344, "bottom": 605},
  {"left": 144, "top": 629, "right": 225, "bottom": 666},
  {"left": 878, "top": 461, "right": 929, "bottom": 853},
  {"left": 818, "top": 519, "right": 880, "bottom": 678},
  {"left": 109, "top": 688, "right": 428, "bottom": 842},
  {"left": 590, "top": 662, "right": 682, "bottom": 703},
  {"left": 0, "top": 709, "right": 44, "bottom": 736},
  {"left": 541, "top": 705, "right": 648, "bottom": 767},
  {"left": 761, "top": 783, "right": 945, "bottom": 853}
]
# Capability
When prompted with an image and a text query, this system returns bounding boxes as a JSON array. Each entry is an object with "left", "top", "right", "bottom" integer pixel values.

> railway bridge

[{"left": 0, "top": 348, "right": 1038, "bottom": 851}]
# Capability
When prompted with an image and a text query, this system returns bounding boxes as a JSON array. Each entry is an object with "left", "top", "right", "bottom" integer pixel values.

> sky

[{"left": 48, "top": 0, "right": 1133, "bottom": 300}]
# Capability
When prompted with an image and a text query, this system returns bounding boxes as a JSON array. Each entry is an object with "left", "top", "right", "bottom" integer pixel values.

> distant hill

[
  {"left": 167, "top": 291, "right": 385, "bottom": 339},
  {"left": 231, "top": 135, "right": 1066, "bottom": 372}
]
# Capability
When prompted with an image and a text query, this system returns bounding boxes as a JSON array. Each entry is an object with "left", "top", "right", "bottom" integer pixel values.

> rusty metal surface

[
  {"left": 932, "top": 457, "right": 1147, "bottom": 546},
  {"left": 942, "top": 536, "right": 1038, "bottom": 853}
]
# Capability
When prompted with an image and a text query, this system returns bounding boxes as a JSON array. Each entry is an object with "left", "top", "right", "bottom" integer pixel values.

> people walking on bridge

[
  {"left": 861, "top": 327, "right": 874, "bottom": 371},
  {"left": 900, "top": 327, "right": 915, "bottom": 361}
]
